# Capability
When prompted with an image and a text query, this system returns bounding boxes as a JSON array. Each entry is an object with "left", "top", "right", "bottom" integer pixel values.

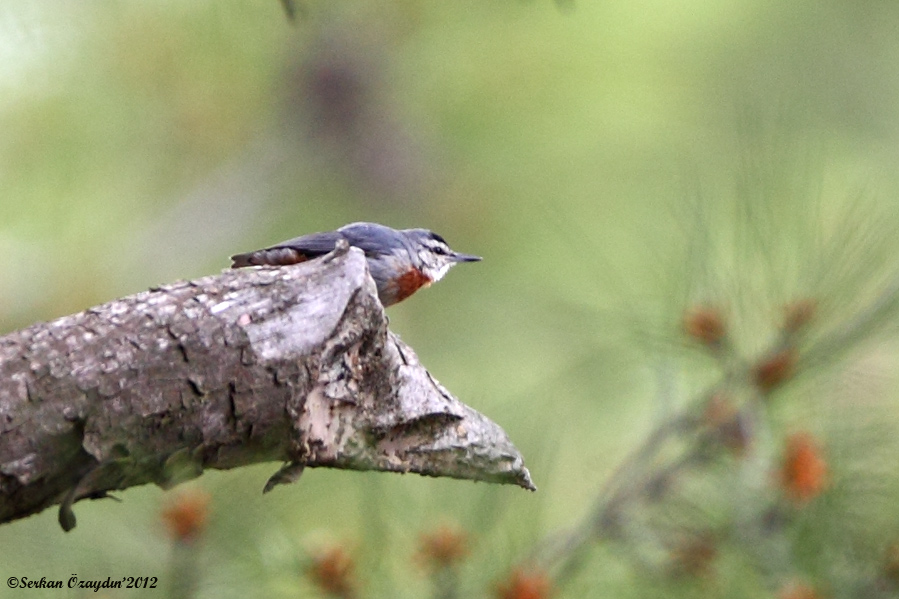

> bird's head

[{"left": 403, "top": 229, "right": 482, "bottom": 282}]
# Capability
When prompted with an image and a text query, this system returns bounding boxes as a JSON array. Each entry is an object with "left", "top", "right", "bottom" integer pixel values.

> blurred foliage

[{"left": 4, "top": 0, "right": 899, "bottom": 598}]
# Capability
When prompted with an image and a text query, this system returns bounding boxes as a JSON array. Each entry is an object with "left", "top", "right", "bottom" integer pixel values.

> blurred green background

[{"left": 3, "top": 1, "right": 899, "bottom": 597}]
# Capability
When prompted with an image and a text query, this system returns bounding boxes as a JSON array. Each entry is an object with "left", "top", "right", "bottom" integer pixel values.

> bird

[{"left": 230, "top": 222, "right": 481, "bottom": 307}]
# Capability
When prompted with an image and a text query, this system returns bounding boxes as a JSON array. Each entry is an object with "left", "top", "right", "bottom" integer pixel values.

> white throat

[{"left": 423, "top": 261, "right": 454, "bottom": 282}]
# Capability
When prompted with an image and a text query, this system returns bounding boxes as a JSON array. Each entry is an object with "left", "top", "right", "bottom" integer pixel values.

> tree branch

[{"left": 0, "top": 244, "right": 534, "bottom": 531}]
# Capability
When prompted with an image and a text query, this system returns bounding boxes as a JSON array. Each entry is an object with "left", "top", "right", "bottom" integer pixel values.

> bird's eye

[{"left": 432, "top": 246, "right": 446, "bottom": 255}]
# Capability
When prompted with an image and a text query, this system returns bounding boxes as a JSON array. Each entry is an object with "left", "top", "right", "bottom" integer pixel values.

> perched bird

[{"left": 230, "top": 222, "right": 481, "bottom": 307}]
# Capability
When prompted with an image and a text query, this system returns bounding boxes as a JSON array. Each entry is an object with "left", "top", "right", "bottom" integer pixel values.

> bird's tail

[{"left": 230, "top": 248, "right": 308, "bottom": 268}]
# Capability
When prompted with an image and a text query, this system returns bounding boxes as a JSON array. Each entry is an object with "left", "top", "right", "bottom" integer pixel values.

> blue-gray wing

[
  {"left": 274, "top": 230, "right": 349, "bottom": 256},
  {"left": 230, "top": 223, "right": 405, "bottom": 268},
  {"left": 230, "top": 230, "right": 346, "bottom": 267},
  {"left": 336, "top": 222, "right": 406, "bottom": 256}
]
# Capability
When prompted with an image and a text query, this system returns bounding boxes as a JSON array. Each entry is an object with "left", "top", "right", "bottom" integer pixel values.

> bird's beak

[{"left": 451, "top": 251, "right": 482, "bottom": 262}]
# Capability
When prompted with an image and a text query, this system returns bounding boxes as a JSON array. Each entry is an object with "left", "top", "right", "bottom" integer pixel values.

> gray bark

[{"left": 0, "top": 244, "right": 534, "bottom": 530}]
